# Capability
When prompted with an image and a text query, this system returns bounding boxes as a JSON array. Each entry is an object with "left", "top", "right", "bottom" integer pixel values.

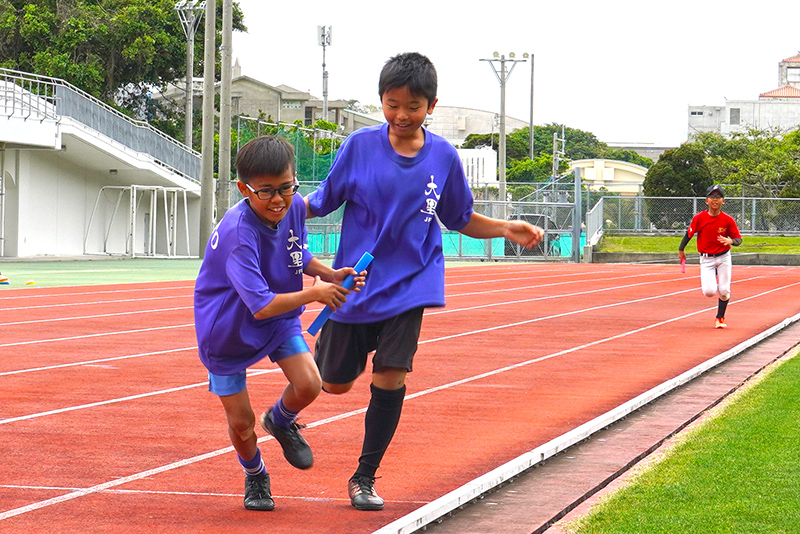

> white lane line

[
  {"left": 0, "top": 484, "right": 427, "bottom": 504},
  {"left": 0, "top": 306, "right": 193, "bottom": 327},
  {"left": 0, "top": 284, "right": 195, "bottom": 302},
  {"left": 0, "top": 347, "right": 198, "bottom": 377},
  {"left": 0, "top": 324, "right": 195, "bottom": 348},
  {"left": 0, "top": 294, "right": 193, "bottom": 312},
  {"left": 0, "top": 368, "right": 280, "bottom": 425}
]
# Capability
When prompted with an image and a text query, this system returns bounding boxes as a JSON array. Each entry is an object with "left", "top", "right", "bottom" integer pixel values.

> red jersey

[{"left": 687, "top": 210, "right": 741, "bottom": 255}]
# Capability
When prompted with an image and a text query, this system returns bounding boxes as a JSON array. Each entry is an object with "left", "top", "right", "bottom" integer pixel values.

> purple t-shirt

[
  {"left": 194, "top": 197, "right": 313, "bottom": 375},
  {"left": 307, "top": 123, "right": 473, "bottom": 323}
]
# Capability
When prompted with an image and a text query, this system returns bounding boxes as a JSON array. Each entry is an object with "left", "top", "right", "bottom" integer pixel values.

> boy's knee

[
  {"left": 294, "top": 375, "right": 322, "bottom": 403},
  {"left": 322, "top": 381, "right": 354, "bottom": 395},
  {"left": 702, "top": 288, "right": 717, "bottom": 298},
  {"left": 227, "top": 409, "right": 256, "bottom": 441},
  {"left": 719, "top": 293, "right": 730, "bottom": 301}
]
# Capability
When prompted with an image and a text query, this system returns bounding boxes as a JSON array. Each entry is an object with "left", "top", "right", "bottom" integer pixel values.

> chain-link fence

[
  {"left": 303, "top": 195, "right": 582, "bottom": 260},
  {"left": 598, "top": 196, "right": 800, "bottom": 235},
  {"left": 237, "top": 117, "right": 345, "bottom": 182}
]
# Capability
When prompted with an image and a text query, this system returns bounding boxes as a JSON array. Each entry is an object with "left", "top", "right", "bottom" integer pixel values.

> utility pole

[
  {"left": 551, "top": 127, "right": 565, "bottom": 183},
  {"left": 198, "top": 0, "right": 215, "bottom": 257},
  {"left": 318, "top": 25, "right": 332, "bottom": 122},
  {"left": 480, "top": 52, "right": 528, "bottom": 205},
  {"left": 217, "top": 0, "right": 232, "bottom": 219},
  {"left": 174, "top": 1, "right": 205, "bottom": 148}
]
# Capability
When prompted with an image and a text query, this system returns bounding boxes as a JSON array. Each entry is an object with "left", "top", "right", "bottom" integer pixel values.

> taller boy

[{"left": 305, "top": 52, "right": 544, "bottom": 510}]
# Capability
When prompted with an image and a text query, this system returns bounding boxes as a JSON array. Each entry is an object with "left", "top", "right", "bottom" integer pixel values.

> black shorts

[{"left": 313, "top": 307, "right": 424, "bottom": 385}]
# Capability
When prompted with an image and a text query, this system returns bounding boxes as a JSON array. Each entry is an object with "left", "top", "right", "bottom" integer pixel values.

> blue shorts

[{"left": 208, "top": 335, "right": 310, "bottom": 396}]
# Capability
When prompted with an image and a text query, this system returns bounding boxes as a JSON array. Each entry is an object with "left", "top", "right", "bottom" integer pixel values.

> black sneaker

[
  {"left": 243, "top": 472, "right": 275, "bottom": 511},
  {"left": 260, "top": 409, "right": 313, "bottom": 470},
  {"left": 348, "top": 475, "right": 384, "bottom": 511}
]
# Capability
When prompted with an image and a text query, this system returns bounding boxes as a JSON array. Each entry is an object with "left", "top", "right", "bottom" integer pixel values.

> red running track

[{"left": 1, "top": 263, "right": 799, "bottom": 533}]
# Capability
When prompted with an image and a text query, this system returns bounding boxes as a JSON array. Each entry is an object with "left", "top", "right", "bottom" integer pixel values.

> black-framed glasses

[{"left": 244, "top": 182, "right": 299, "bottom": 200}]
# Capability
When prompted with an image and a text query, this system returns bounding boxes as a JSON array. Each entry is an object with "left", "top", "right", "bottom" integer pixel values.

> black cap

[{"left": 706, "top": 184, "right": 724, "bottom": 198}]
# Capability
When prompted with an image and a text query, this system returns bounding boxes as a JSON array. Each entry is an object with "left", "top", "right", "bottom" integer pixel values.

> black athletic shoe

[
  {"left": 260, "top": 409, "right": 313, "bottom": 470},
  {"left": 243, "top": 472, "right": 275, "bottom": 511},
  {"left": 348, "top": 475, "right": 384, "bottom": 511}
]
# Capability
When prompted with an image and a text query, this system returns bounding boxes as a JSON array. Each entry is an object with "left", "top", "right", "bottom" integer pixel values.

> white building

[
  {"left": 0, "top": 69, "right": 200, "bottom": 259},
  {"left": 689, "top": 53, "right": 800, "bottom": 138}
]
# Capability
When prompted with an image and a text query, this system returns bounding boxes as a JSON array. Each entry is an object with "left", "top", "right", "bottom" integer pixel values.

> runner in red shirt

[{"left": 678, "top": 185, "right": 743, "bottom": 328}]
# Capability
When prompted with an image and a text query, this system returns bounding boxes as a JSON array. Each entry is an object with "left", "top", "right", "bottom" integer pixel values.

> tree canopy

[
  {"left": 641, "top": 128, "right": 800, "bottom": 198},
  {"left": 0, "top": 0, "right": 245, "bottom": 105},
  {"left": 461, "top": 122, "right": 652, "bottom": 183},
  {"left": 642, "top": 143, "right": 712, "bottom": 197},
  {"left": 693, "top": 128, "right": 800, "bottom": 198}
]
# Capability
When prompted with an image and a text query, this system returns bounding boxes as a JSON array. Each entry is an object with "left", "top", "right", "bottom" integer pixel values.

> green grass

[
  {"left": 0, "top": 258, "right": 202, "bottom": 288},
  {"left": 566, "top": 351, "right": 800, "bottom": 533},
  {"left": 598, "top": 235, "right": 800, "bottom": 254}
]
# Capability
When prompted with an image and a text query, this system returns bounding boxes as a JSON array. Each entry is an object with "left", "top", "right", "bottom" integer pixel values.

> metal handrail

[{"left": 0, "top": 67, "right": 200, "bottom": 182}]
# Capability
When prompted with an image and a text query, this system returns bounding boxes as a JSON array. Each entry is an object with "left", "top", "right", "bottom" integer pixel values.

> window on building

[
  {"left": 305, "top": 107, "right": 313, "bottom": 126},
  {"left": 788, "top": 67, "right": 800, "bottom": 82},
  {"left": 730, "top": 108, "right": 740, "bottom": 125},
  {"left": 282, "top": 100, "right": 302, "bottom": 109},
  {"left": 690, "top": 111, "right": 703, "bottom": 116}
]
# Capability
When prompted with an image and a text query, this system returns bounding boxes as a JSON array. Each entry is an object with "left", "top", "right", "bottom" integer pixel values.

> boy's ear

[
  {"left": 237, "top": 180, "right": 249, "bottom": 197},
  {"left": 427, "top": 97, "right": 438, "bottom": 114}
]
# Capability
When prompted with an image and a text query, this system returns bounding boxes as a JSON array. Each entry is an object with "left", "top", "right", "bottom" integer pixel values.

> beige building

[
  {"left": 689, "top": 52, "right": 800, "bottom": 138},
  {"left": 156, "top": 60, "right": 354, "bottom": 129},
  {"left": 569, "top": 159, "right": 648, "bottom": 196}
]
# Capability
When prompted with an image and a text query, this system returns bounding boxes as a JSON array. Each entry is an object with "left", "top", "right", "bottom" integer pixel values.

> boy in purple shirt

[
  {"left": 194, "top": 136, "right": 363, "bottom": 511},
  {"left": 306, "top": 52, "right": 544, "bottom": 510}
]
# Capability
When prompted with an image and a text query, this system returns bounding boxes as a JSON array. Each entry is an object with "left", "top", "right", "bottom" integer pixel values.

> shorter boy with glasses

[{"left": 194, "top": 135, "right": 365, "bottom": 511}]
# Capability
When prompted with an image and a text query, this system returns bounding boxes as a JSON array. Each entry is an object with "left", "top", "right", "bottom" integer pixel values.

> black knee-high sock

[
  {"left": 717, "top": 298, "right": 729, "bottom": 319},
  {"left": 354, "top": 384, "right": 406, "bottom": 478}
]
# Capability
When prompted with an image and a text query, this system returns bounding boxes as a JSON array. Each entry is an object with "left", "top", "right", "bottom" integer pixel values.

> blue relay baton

[{"left": 307, "top": 252, "right": 373, "bottom": 336}]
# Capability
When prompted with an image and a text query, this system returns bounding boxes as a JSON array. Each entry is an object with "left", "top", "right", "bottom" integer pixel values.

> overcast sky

[{"left": 230, "top": 0, "right": 800, "bottom": 147}]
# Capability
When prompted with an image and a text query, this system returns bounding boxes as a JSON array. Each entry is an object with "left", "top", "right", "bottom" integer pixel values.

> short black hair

[
  {"left": 378, "top": 52, "right": 437, "bottom": 105},
  {"left": 235, "top": 136, "right": 295, "bottom": 182}
]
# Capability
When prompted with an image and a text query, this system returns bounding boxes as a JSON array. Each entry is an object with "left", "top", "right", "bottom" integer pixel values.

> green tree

[
  {"left": 506, "top": 154, "right": 555, "bottom": 183},
  {"left": 0, "top": 0, "right": 245, "bottom": 120},
  {"left": 601, "top": 147, "right": 652, "bottom": 168},
  {"left": 641, "top": 143, "right": 711, "bottom": 229},
  {"left": 695, "top": 128, "right": 800, "bottom": 198},
  {"left": 462, "top": 123, "right": 652, "bottom": 181},
  {"left": 643, "top": 143, "right": 712, "bottom": 197}
]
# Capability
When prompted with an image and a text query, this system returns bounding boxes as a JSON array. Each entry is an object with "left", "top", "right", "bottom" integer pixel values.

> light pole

[
  {"left": 198, "top": 0, "right": 214, "bottom": 257},
  {"left": 480, "top": 52, "right": 528, "bottom": 204},
  {"left": 318, "top": 26, "right": 332, "bottom": 123},
  {"left": 529, "top": 52, "right": 535, "bottom": 160},
  {"left": 217, "top": 0, "right": 233, "bottom": 219},
  {"left": 174, "top": 0, "right": 205, "bottom": 148}
]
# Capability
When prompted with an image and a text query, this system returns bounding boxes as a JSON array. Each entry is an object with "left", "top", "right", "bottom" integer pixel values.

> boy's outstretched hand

[
  {"left": 330, "top": 267, "right": 367, "bottom": 291},
  {"left": 506, "top": 220, "right": 544, "bottom": 249},
  {"left": 311, "top": 276, "right": 349, "bottom": 311}
]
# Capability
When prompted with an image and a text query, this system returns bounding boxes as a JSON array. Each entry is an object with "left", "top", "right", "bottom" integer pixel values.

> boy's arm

[
  {"left": 459, "top": 212, "right": 544, "bottom": 249},
  {"left": 253, "top": 277, "right": 349, "bottom": 320},
  {"left": 305, "top": 256, "right": 367, "bottom": 288},
  {"left": 252, "top": 257, "right": 366, "bottom": 319},
  {"left": 678, "top": 231, "right": 691, "bottom": 260},
  {"left": 304, "top": 196, "right": 317, "bottom": 220}
]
